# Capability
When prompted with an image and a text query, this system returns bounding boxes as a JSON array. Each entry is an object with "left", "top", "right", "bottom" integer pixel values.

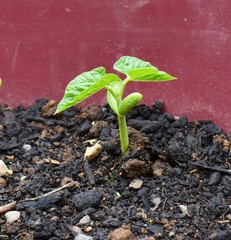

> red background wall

[{"left": 0, "top": 0, "right": 230, "bottom": 133}]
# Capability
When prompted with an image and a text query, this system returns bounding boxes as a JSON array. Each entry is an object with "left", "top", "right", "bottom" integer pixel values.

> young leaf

[
  {"left": 114, "top": 56, "right": 154, "bottom": 75},
  {"left": 55, "top": 68, "right": 120, "bottom": 113},
  {"left": 128, "top": 67, "right": 176, "bottom": 81},
  {"left": 107, "top": 81, "right": 123, "bottom": 114},
  {"left": 114, "top": 56, "right": 176, "bottom": 82}
]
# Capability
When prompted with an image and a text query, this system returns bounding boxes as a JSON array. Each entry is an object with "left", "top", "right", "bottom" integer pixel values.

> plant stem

[
  {"left": 118, "top": 114, "right": 129, "bottom": 155},
  {"left": 105, "top": 85, "right": 117, "bottom": 100},
  {"left": 120, "top": 77, "right": 130, "bottom": 96}
]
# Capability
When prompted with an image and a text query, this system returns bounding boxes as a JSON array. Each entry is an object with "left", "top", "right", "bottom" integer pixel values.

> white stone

[
  {"left": 5, "top": 211, "right": 21, "bottom": 223},
  {"left": 129, "top": 179, "right": 143, "bottom": 189},
  {"left": 75, "top": 233, "right": 93, "bottom": 240},
  {"left": 179, "top": 204, "right": 191, "bottom": 217},
  {"left": 22, "top": 144, "right": 32, "bottom": 152},
  {"left": 84, "top": 142, "right": 102, "bottom": 161},
  {"left": 78, "top": 215, "right": 91, "bottom": 225},
  {"left": 20, "top": 176, "right": 27, "bottom": 182},
  {"left": 169, "top": 231, "right": 175, "bottom": 237},
  {"left": 150, "top": 195, "right": 161, "bottom": 211}
]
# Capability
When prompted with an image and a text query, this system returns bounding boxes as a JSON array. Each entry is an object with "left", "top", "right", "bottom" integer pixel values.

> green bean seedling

[{"left": 55, "top": 56, "right": 176, "bottom": 155}]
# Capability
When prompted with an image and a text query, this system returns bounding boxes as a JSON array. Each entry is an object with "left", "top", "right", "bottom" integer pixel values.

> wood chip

[
  {"left": 0, "top": 201, "right": 16, "bottom": 215},
  {"left": 44, "top": 158, "right": 61, "bottom": 165}
]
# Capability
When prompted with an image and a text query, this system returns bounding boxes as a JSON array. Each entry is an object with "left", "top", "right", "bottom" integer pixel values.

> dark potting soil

[{"left": 0, "top": 99, "right": 230, "bottom": 240}]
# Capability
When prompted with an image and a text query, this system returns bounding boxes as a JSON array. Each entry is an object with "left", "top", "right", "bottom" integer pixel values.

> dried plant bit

[
  {"left": 213, "top": 135, "right": 231, "bottom": 152},
  {"left": 0, "top": 160, "right": 13, "bottom": 176},
  {"left": 61, "top": 177, "right": 79, "bottom": 190},
  {"left": 83, "top": 139, "right": 98, "bottom": 145},
  {"left": 159, "top": 154, "right": 167, "bottom": 160},
  {"left": 223, "top": 139, "right": 231, "bottom": 152},
  {"left": 191, "top": 152, "right": 198, "bottom": 161},
  {"left": 44, "top": 158, "right": 61, "bottom": 165},
  {"left": 179, "top": 204, "right": 191, "bottom": 217},
  {"left": 6, "top": 155, "right": 14, "bottom": 160},
  {"left": 190, "top": 169, "right": 198, "bottom": 174},
  {"left": 0, "top": 201, "right": 16, "bottom": 215}
]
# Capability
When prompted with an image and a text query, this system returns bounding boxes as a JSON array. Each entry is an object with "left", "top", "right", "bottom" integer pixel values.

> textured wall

[{"left": 0, "top": 0, "right": 230, "bottom": 132}]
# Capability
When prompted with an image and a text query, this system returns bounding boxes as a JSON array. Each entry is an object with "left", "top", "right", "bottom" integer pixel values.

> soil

[{"left": 0, "top": 99, "right": 230, "bottom": 240}]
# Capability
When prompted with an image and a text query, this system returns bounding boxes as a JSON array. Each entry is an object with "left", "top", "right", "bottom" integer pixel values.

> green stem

[
  {"left": 118, "top": 114, "right": 129, "bottom": 155},
  {"left": 105, "top": 85, "right": 117, "bottom": 100},
  {"left": 120, "top": 77, "right": 130, "bottom": 96}
]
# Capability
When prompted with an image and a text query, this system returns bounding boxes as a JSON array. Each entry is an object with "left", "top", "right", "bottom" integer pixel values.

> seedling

[{"left": 55, "top": 56, "right": 176, "bottom": 155}]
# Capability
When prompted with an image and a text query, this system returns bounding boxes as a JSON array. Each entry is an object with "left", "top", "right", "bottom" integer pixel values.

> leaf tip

[{"left": 54, "top": 107, "right": 62, "bottom": 115}]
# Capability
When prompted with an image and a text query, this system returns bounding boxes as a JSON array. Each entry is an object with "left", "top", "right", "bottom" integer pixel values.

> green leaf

[
  {"left": 55, "top": 67, "right": 120, "bottom": 113},
  {"left": 128, "top": 67, "right": 176, "bottom": 82},
  {"left": 107, "top": 80, "right": 123, "bottom": 114},
  {"left": 114, "top": 56, "right": 176, "bottom": 82},
  {"left": 114, "top": 56, "right": 154, "bottom": 75}
]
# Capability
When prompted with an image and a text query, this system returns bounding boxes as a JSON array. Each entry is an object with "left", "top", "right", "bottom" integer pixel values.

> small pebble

[
  {"left": 179, "top": 205, "right": 190, "bottom": 217},
  {"left": 83, "top": 226, "right": 93, "bottom": 232},
  {"left": 150, "top": 196, "right": 161, "bottom": 211},
  {"left": 163, "top": 223, "right": 172, "bottom": 231},
  {"left": 0, "top": 177, "right": 7, "bottom": 186},
  {"left": 67, "top": 225, "right": 81, "bottom": 235},
  {"left": 108, "top": 227, "right": 134, "bottom": 240},
  {"left": 75, "top": 233, "right": 93, "bottom": 240},
  {"left": 169, "top": 231, "right": 175, "bottom": 237},
  {"left": 50, "top": 216, "right": 59, "bottom": 221},
  {"left": 146, "top": 224, "right": 163, "bottom": 235},
  {"left": 5, "top": 211, "right": 21, "bottom": 223},
  {"left": 129, "top": 179, "right": 143, "bottom": 189},
  {"left": 78, "top": 215, "right": 91, "bottom": 225},
  {"left": 22, "top": 144, "right": 32, "bottom": 152},
  {"left": 20, "top": 176, "right": 27, "bottom": 182},
  {"left": 84, "top": 143, "right": 102, "bottom": 162}
]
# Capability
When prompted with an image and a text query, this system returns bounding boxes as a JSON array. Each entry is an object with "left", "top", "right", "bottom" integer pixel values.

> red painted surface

[{"left": 0, "top": 0, "right": 230, "bottom": 133}]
